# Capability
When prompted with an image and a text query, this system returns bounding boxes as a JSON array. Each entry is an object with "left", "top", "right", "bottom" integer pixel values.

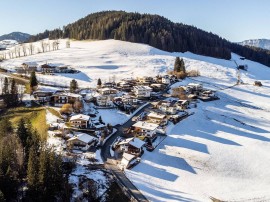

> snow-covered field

[{"left": 2, "top": 39, "right": 270, "bottom": 201}]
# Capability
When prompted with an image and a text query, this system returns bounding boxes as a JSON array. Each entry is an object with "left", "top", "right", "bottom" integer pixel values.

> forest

[{"left": 28, "top": 11, "right": 270, "bottom": 67}]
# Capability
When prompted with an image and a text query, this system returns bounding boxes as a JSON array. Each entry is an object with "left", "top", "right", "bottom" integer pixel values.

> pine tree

[
  {"left": 2, "top": 77, "right": 9, "bottom": 95},
  {"left": 174, "top": 57, "right": 181, "bottom": 72},
  {"left": 180, "top": 58, "right": 186, "bottom": 73},
  {"left": 27, "top": 147, "right": 39, "bottom": 189},
  {"left": 97, "top": 78, "right": 102, "bottom": 87},
  {"left": 99, "top": 116, "right": 104, "bottom": 124},
  {"left": 70, "top": 79, "right": 78, "bottom": 93},
  {"left": 0, "top": 118, "right": 13, "bottom": 138},
  {"left": 17, "top": 118, "right": 29, "bottom": 148},
  {"left": 10, "top": 79, "right": 18, "bottom": 106},
  {"left": 29, "top": 71, "right": 38, "bottom": 88}
]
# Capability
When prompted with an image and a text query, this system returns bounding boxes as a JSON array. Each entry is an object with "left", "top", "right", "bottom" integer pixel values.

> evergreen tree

[
  {"left": 17, "top": 118, "right": 29, "bottom": 148},
  {"left": 70, "top": 79, "right": 78, "bottom": 93},
  {"left": 97, "top": 78, "right": 102, "bottom": 87},
  {"left": 174, "top": 57, "right": 181, "bottom": 72},
  {"left": 180, "top": 58, "right": 186, "bottom": 73},
  {"left": 2, "top": 77, "right": 9, "bottom": 95},
  {"left": 27, "top": 147, "right": 39, "bottom": 189},
  {"left": 29, "top": 71, "right": 38, "bottom": 88},
  {"left": 10, "top": 79, "right": 19, "bottom": 106},
  {"left": 99, "top": 116, "right": 104, "bottom": 124},
  {"left": 0, "top": 118, "right": 13, "bottom": 138}
]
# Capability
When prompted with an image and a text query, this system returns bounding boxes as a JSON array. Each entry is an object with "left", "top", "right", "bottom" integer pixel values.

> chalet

[
  {"left": 176, "top": 100, "right": 189, "bottom": 110},
  {"left": 67, "top": 132, "right": 97, "bottom": 151},
  {"left": 147, "top": 112, "right": 167, "bottom": 125},
  {"left": 33, "top": 90, "right": 54, "bottom": 103},
  {"left": 150, "top": 83, "right": 166, "bottom": 92},
  {"left": 41, "top": 64, "right": 56, "bottom": 74},
  {"left": 96, "top": 95, "right": 112, "bottom": 107},
  {"left": 118, "top": 137, "right": 145, "bottom": 155},
  {"left": 102, "top": 82, "right": 116, "bottom": 88},
  {"left": 69, "top": 114, "right": 91, "bottom": 129},
  {"left": 52, "top": 92, "right": 82, "bottom": 107},
  {"left": 161, "top": 75, "right": 171, "bottom": 84},
  {"left": 137, "top": 76, "right": 154, "bottom": 84},
  {"left": 187, "top": 83, "right": 203, "bottom": 91},
  {"left": 132, "top": 121, "right": 159, "bottom": 138},
  {"left": 133, "top": 86, "right": 152, "bottom": 98},
  {"left": 98, "top": 88, "right": 118, "bottom": 96},
  {"left": 155, "top": 100, "right": 177, "bottom": 115}
]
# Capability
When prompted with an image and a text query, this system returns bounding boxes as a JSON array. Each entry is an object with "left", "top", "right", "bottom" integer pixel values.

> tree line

[
  {"left": 28, "top": 11, "right": 270, "bottom": 67},
  {"left": 0, "top": 117, "right": 71, "bottom": 201}
]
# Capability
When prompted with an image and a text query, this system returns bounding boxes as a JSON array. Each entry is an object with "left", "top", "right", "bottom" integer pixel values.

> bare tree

[
  {"left": 22, "top": 44, "right": 27, "bottom": 56},
  {"left": 15, "top": 46, "right": 21, "bottom": 57},
  {"left": 28, "top": 43, "right": 35, "bottom": 55},
  {"left": 40, "top": 40, "right": 46, "bottom": 52}
]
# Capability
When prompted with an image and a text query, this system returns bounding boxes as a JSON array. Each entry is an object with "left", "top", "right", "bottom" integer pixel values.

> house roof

[
  {"left": 52, "top": 92, "right": 82, "bottom": 98},
  {"left": 134, "top": 86, "right": 152, "bottom": 91},
  {"left": 133, "top": 121, "right": 159, "bottom": 131},
  {"left": 147, "top": 112, "right": 166, "bottom": 119},
  {"left": 70, "top": 114, "right": 90, "bottom": 121},
  {"left": 122, "top": 152, "right": 136, "bottom": 161},
  {"left": 67, "top": 132, "right": 96, "bottom": 144},
  {"left": 118, "top": 137, "right": 145, "bottom": 149}
]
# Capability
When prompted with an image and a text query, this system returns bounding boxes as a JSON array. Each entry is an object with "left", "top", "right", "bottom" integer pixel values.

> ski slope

[{"left": 1, "top": 39, "right": 270, "bottom": 201}]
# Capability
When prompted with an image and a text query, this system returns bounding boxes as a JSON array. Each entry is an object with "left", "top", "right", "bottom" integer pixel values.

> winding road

[{"left": 101, "top": 103, "right": 150, "bottom": 202}]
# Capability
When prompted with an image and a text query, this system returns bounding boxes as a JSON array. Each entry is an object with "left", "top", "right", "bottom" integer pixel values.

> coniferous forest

[{"left": 28, "top": 11, "right": 270, "bottom": 67}]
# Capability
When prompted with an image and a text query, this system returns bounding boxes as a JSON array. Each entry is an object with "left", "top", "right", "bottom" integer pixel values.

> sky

[{"left": 0, "top": 0, "right": 270, "bottom": 42}]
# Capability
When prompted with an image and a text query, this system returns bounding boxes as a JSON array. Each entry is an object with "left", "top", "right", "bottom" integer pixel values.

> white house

[
  {"left": 156, "top": 100, "right": 177, "bottom": 115},
  {"left": 161, "top": 75, "right": 171, "bottom": 84},
  {"left": 120, "top": 153, "right": 140, "bottom": 169},
  {"left": 133, "top": 86, "right": 152, "bottom": 98},
  {"left": 96, "top": 95, "right": 112, "bottom": 107},
  {"left": 69, "top": 114, "right": 91, "bottom": 128},
  {"left": 118, "top": 137, "right": 145, "bottom": 155},
  {"left": 67, "top": 132, "right": 97, "bottom": 151},
  {"left": 132, "top": 121, "right": 159, "bottom": 138}
]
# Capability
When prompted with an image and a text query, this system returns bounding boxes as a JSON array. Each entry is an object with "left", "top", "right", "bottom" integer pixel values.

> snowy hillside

[
  {"left": 239, "top": 39, "right": 270, "bottom": 50},
  {"left": 1, "top": 39, "right": 270, "bottom": 201}
]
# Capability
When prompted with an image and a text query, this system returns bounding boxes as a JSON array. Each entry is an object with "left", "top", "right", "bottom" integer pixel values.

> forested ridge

[{"left": 29, "top": 11, "right": 270, "bottom": 67}]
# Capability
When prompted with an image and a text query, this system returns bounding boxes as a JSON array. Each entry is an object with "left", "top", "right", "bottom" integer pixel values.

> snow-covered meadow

[{"left": 2, "top": 39, "right": 270, "bottom": 201}]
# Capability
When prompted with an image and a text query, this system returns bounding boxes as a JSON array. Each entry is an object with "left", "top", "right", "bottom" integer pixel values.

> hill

[
  {"left": 0, "top": 32, "right": 31, "bottom": 43},
  {"left": 239, "top": 39, "right": 270, "bottom": 50},
  {"left": 28, "top": 11, "right": 270, "bottom": 67},
  {"left": 1, "top": 39, "right": 270, "bottom": 201}
]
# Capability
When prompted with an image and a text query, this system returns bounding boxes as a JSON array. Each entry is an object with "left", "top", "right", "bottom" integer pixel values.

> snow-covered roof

[
  {"left": 52, "top": 92, "right": 82, "bottom": 98},
  {"left": 128, "top": 138, "right": 145, "bottom": 148},
  {"left": 134, "top": 86, "right": 152, "bottom": 91},
  {"left": 133, "top": 121, "right": 159, "bottom": 131},
  {"left": 122, "top": 152, "right": 136, "bottom": 161},
  {"left": 70, "top": 114, "right": 90, "bottom": 121},
  {"left": 188, "top": 83, "right": 202, "bottom": 87},
  {"left": 147, "top": 112, "right": 166, "bottom": 119},
  {"left": 67, "top": 132, "right": 96, "bottom": 143}
]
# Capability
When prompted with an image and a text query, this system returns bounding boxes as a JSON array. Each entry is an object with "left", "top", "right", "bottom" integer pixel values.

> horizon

[{"left": 1, "top": 0, "right": 270, "bottom": 42}]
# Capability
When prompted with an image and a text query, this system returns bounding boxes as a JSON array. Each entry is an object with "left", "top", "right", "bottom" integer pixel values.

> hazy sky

[{"left": 1, "top": 0, "right": 269, "bottom": 42}]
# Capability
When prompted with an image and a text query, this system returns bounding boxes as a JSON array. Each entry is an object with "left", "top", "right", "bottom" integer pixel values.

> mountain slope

[
  {"left": 0, "top": 32, "right": 31, "bottom": 42},
  {"left": 28, "top": 11, "right": 270, "bottom": 67},
  {"left": 1, "top": 39, "right": 270, "bottom": 201},
  {"left": 239, "top": 39, "right": 270, "bottom": 50}
]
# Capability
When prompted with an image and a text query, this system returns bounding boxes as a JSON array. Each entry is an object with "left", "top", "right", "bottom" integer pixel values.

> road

[{"left": 101, "top": 103, "right": 150, "bottom": 202}]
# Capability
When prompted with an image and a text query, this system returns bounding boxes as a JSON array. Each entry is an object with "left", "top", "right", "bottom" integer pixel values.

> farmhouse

[
  {"left": 137, "top": 76, "right": 154, "bottom": 84},
  {"left": 52, "top": 92, "right": 82, "bottom": 107},
  {"left": 69, "top": 114, "right": 91, "bottom": 129},
  {"left": 99, "top": 88, "right": 118, "bottom": 96},
  {"left": 133, "top": 86, "right": 152, "bottom": 98},
  {"left": 96, "top": 95, "right": 112, "bottom": 107},
  {"left": 118, "top": 137, "right": 145, "bottom": 155},
  {"left": 33, "top": 90, "right": 54, "bottom": 103},
  {"left": 67, "top": 132, "right": 97, "bottom": 151},
  {"left": 147, "top": 112, "right": 167, "bottom": 125},
  {"left": 155, "top": 100, "right": 178, "bottom": 115},
  {"left": 132, "top": 121, "right": 159, "bottom": 138},
  {"left": 41, "top": 64, "right": 56, "bottom": 74}
]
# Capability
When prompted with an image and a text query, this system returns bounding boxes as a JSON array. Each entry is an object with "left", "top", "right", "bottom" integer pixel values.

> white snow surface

[{"left": 2, "top": 39, "right": 270, "bottom": 201}]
